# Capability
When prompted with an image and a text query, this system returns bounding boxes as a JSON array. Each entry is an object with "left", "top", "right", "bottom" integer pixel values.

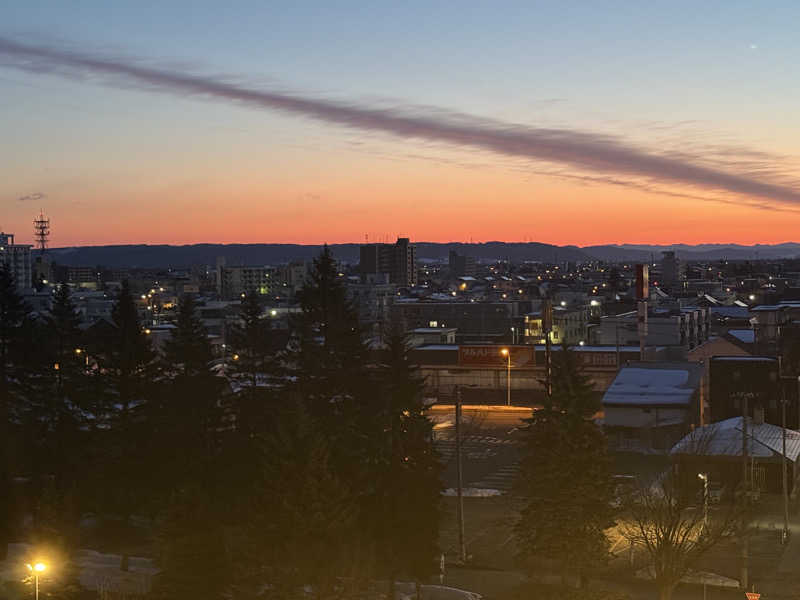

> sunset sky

[{"left": 2, "top": 1, "right": 800, "bottom": 247}]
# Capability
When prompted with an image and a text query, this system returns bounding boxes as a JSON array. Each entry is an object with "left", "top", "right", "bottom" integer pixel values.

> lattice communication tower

[{"left": 33, "top": 210, "right": 50, "bottom": 254}]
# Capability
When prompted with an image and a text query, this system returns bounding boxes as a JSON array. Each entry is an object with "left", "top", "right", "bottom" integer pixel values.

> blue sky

[{"left": 2, "top": 1, "right": 800, "bottom": 245}]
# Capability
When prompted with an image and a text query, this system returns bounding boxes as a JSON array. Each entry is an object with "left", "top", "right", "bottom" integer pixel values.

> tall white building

[
  {"left": 0, "top": 232, "right": 32, "bottom": 292},
  {"left": 215, "top": 257, "right": 276, "bottom": 300}
]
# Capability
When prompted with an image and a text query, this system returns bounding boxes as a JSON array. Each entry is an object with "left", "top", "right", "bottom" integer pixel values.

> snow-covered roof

[
  {"left": 711, "top": 306, "right": 749, "bottom": 319},
  {"left": 414, "top": 344, "right": 458, "bottom": 351},
  {"left": 671, "top": 417, "right": 800, "bottom": 462},
  {"left": 727, "top": 329, "right": 755, "bottom": 344},
  {"left": 750, "top": 304, "right": 784, "bottom": 312},
  {"left": 712, "top": 356, "right": 776, "bottom": 362},
  {"left": 533, "top": 345, "right": 641, "bottom": 352},
  {"left": 603, "top": 362, "right": 704, "bottom": 407}
]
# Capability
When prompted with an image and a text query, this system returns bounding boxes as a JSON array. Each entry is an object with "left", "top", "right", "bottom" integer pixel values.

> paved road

[{"left": 427, "top": 406, "right": 532, "bottom": 492}]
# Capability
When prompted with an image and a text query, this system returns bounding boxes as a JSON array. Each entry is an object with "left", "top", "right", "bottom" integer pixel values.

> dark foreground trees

[
  {"left": 516, "top": 345, "right": 615, "bottom": 585},
  {"left": 2, "top": 249, "right": 441, "bottom": 598}
]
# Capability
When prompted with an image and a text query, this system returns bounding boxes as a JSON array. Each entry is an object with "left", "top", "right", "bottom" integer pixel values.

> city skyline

[{"left": 2, "top": 1, "right": 800, "bottom": 246}]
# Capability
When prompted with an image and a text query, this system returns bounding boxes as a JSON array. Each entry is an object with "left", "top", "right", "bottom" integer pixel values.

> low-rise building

[
  {"left": 602, "top": 361, "right": 705, "bottom": 453},
  {"left": 413, "top": 344, "right": 642, "bottom": 405},
  {"left": 523, "top": 305, "right": 588, "bottom": 345},
  {"left": 391, "top": 300, "right": 518, "bottom": 344},
  {"left": 0, "top": 232, "right": 32, "bottom": 292},
  {"left": 671, "top": 416, "right": 800, "bottom": 497}
]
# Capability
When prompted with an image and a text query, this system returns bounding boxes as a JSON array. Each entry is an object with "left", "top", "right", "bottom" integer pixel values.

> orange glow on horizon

[{"left": 7, "top": 159, "right": 800, "bottom": 248}]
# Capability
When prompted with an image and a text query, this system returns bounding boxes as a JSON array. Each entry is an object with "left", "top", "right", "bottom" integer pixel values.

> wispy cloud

[
  {"left": 17, "top": 191, "right": 45, "bottom": 202},
  {"left": 1, "top": 36, "right": 800, "bottom": 206}
]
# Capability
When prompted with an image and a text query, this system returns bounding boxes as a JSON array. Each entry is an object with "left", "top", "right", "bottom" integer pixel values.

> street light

[
  {"left": 698, "top": 473, "right": 709, "bottom": 534},
  {"left": 500, "top": 348, "right": 511, "bottom": 407},
  {"left": 26, "top": 561, "right": 46, "bottom": 600},
  {"left": 75, "top": 348, "right": 89, "bottom": 367}
]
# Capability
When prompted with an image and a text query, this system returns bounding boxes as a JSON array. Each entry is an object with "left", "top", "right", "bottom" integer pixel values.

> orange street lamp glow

[
  {"left": 26, "top": 561, "right": 47, "bottom": 600},
  {"left": 500, "top": 348, "right": 511, "bottom": 406}
]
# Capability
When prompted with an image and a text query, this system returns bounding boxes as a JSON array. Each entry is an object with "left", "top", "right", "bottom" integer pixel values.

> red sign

[
  {"left": 458, "top": 345, "right": 535, "bottom": 367},
  {"left": 745, "top": 593, "right": 760, "bottom": 600}
]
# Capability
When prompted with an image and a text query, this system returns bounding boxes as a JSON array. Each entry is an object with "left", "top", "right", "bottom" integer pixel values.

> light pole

[
  {"left": 698, "top": 473, "right": 709, "bottom": 534},
  {"left": 75, "top": 347, "right": 89, "bottom": 368},
  {"left": 500, "top": 348, "right": 511, "bottom": 407},
  {"left": 454, "top": 386, "right": 466, "bottom": 564},
  {"left": 26, "top": 562, "right": 46, "bottom": 600}
]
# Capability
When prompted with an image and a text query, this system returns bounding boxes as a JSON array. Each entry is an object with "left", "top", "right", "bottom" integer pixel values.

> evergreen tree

[
  {"left": 548, "top": 345, "right": 601, "bottom": 417},
  {"left": 516, "top": 346, "right": 614, "bottom": 585},
  {"left": 0, "top": 265, "right": 28, "bottom": 558},
  {"left": 92, "top": 281, "right": 157, "bottom": 566},
  {"left": 248, "top": 401, "right": 356, "bottom": 599},
  {"left": 368, "top": 332, "right": 441, "bottom": 590},
  {"left": 163, "top": 294, "right": 213, "bottom": 377},
  {"left": 22, "top": 284, "right": 87, "bottom": 551},
  {"left": 227, "top": 291, "right": 276, "bottom": 438},
  {"left": 157, "top": 294, "right": 223, "bottom": 496},
  {"left": 291, "top": 245, "right": 369, "bottom": 435},
  {"left": 151, "top": 487, "right": 232, "bottom": 600}
]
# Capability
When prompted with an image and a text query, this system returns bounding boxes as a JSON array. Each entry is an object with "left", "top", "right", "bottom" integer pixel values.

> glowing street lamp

[
  {"left": 26, "top": 561, "right": 46, "bottom": 600},
  {"left": 500, "top": 348, "right": 511, "bottom": 407},
  {"left": 75, "top": 347, "right": 89, "bottom": 367}
]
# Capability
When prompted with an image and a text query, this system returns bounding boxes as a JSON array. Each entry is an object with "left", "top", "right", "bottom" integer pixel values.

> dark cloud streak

[
  {"left": 1, "top": 37, "right": 799, "bottom": 205},
  {"left": 17, "top": 191, "right": 45, "bottom": 202}
]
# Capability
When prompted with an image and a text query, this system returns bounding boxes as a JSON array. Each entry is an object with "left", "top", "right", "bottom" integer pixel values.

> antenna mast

[{"left": 33, "top": 210, "right": 50, "bottom": 254}]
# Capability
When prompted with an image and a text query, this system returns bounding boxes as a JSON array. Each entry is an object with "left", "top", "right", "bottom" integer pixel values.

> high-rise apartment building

[
  {"left": 216, "top": 257, "right": 275, "bottom": 300},
  {"left": 660, "top": 250, "right": 682, "bottom": 290},
  {"left": 448, "top": 249, "right": 476, "bottom": 277},
  {"left": 0, "top": 232, "right": 32, "bottom": 292},
  {"left": 359, "top": 237, "right": 417, "bottom": 287}
]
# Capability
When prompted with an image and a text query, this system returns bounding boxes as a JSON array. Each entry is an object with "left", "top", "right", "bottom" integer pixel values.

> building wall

[
  {"left": 359, "top": 238, "right": 417, "bottom": 287},
  {"left": 524, "top": 307, "right": 588, "bottom": 345},
  {"left": 392, "top": 302, "right": 517, "bottom": 342},
  {"left": 218, "top": 266, "right": 275, "bottom": 300},
  {"left": 449, "top": 250, "right": 476, "bottom": 277},
  {"left": 709, "top": 357, "right": 785, "bottom": 426},
  {"left": 0, "top": 233, "right": 32, "bottom": 292}
]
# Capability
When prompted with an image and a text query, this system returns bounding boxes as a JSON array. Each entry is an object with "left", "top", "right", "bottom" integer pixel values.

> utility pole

[
  {"left": 740, "top": 393, "right": 749, "bottom": 591},
  {"left": 635, "top": 264, "right": 649, "bottom": 361},
  {"left": 455, "top": 386, "right": 466, "bottom": 563},
  {"left": 784, "top": 380, "right": 796, "bottom": 544},
  {"left": 543, "top": 299, "right": 553, "bottom": 400}
]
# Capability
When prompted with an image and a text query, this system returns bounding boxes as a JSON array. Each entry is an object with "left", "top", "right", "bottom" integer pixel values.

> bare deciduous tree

[{"left": 619, "top": 471, "right": 742, "bottom": 600}]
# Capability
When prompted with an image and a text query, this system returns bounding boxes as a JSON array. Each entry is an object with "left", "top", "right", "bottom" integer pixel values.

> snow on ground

[
  {"left": 442, "top": 488, "right": 503, "bottom": 498},
  {"left": 2, "top": 544, "right": 157, "bottom": 595},
  {"left": 635, "top": 566, "right": 739, "bottom": 588},
  {"left": 396, "top": 582, "right": 482, "bottom": 600}
]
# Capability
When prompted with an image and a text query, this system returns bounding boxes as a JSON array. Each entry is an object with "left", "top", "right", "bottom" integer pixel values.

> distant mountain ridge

[{"left": 46, "top": 241, "right": 800, "bottom": 268}]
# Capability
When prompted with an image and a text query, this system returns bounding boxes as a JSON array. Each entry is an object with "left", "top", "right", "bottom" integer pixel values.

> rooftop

[
  {"left": 671, "top": 416, "right": 800, "bottom": 461},
  {"left": 603, "top": 361, "right": 704, "bottom": 407},
  {"left": 727, "top": 329, "right": 755, "bottom": 344}
]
